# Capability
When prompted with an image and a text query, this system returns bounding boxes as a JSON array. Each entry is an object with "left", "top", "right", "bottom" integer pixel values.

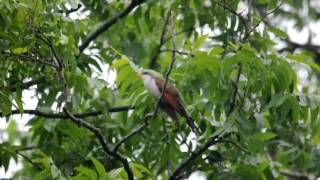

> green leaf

[
  {"left": 0, "top": 91, "right": 12, "bottom": 115},
  {"left": 91, "top": 157, "right": 107, "bottom": 179},
  {"left": 15, "top": 85, "right": 23, "bottom": 113},
  {"left": 286, "top": 53, "right": 320, "bottom": 73},
  {"left": 236, "top": 164, "right": 259, "bottom": 179},
  {"left": 73, "top": 167, "right": 97, "bottom": 180},
  {"left": 12, "top": 47, "right": 28, "bottom": 54},
  {"left": 209, "top": 47, "right": 224, "bottom": 56},
  {"left": 108, "top": 167, "right": 127, "bottom": 179},
  {"left": 269, "top": 28, "right": 287, "bottom": 38},
  {"left": 131, "top": 163, "right": 152, "bottom": 176},
  {"left": 194, "top": 34, "right": 208, "bottom": 49},
  {"left": 112, "top": 58, "right": 129, "bottom": 69},
  {"left": 255, "top": 132, "right": 276, "bottom": 141}
]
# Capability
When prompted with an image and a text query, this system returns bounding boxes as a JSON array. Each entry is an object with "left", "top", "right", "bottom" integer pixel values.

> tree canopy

[{"left": 1, "top": 0, "right": 320, "bottom": 179}]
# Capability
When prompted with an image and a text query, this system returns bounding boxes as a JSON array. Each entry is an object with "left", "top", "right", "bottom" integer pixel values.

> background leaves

[{"left": 1, "top": 0, "right": 320, "bottom": 179}]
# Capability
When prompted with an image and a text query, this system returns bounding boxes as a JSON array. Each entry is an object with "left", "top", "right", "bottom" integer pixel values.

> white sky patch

[{"left": 189, "top": 171, "right": 206, "bottom": 180}]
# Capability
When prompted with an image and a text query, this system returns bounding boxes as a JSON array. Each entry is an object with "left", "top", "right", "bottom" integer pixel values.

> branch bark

[
  {"left": 149, "top": 10, "right": 172, "bottom": 68},
  {"left": 113, "top": 10, "right": 176, "bottom": 152},
  {"left": 78, "top": 0, "right": 145, "bottom": 53},
  {"left": 169, "top": 63, "right": 243, "bottom": 179},
  {"left": 63, "top": 108, "right": 134, "bottom": 180},
  {"left": 0, "top": 105, "right": 135, "bottom": 118},
  {"left": 169, "top": 133, "right": 231, "bottom": 180}
]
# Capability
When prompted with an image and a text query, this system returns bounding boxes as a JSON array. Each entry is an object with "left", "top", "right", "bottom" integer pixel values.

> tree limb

[
  {"left": 16, "top": 151, "right": 42, "bottom": 170},
  {"left": 57, "top": 4, "right": 82, "bottom": 16},
  {"left": 280, "top": 170, "right": 310, "bottom": 180},
  {"left": 169, "top": 133, "right": 232, "bottom": 180},
  {"left": 149, "top": 9, "right": 172, "bottom": 68},
  {"left": 78, "top": 0, "right": 145, "bottom": 53},
  {"left": 0, "top": 51, "right": 58, "bottom": 68},
  {"left": 242, "top": 0, "right": 284, "bottom": 42},
  {"left": 0, "top": 105, "right": 135, "bottom": 118},
  {"left": 169, "top": 63, "right": 243, "bottom": 179},
  {"left": 219, "top": 139, "right": 250, "bottom": 155},
  {"left": 63, "top": 108, "right": 134, "bottom": 180},
  {"left": 160, "top": 49, "right": 193, "bottom": 57},
  {"left": 113, "top": 10, "right": 176, "bottom": 152}
]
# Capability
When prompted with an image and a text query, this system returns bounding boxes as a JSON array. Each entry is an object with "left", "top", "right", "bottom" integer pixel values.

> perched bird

[{"left": 140, "top": 70, "right": 201, "bottom": 135}]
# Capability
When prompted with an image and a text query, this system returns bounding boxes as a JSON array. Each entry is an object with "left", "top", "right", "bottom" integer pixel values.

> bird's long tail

[{"left": 186, "top": 116, "right": 202, "bottom": 136}]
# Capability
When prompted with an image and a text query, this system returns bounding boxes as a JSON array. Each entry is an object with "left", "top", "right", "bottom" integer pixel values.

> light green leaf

[
  {"left": 91, "top": 157, "right": 107, "bottom": 179},
  {"left": 15, "top": 86, "right": 23, "bottom": 113},
  {"left": 12, "top": 47, "right": 28, "bottom": 54},
  {"left": 194, "top": 34, "right": 208, "bottom": 49},
  {"left": 255, "top": 132, "right": 277, "bottom": 141}
]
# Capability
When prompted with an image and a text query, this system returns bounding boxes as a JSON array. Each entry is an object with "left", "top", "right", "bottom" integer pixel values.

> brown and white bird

[{"left": 140, "top": 70, "right": 201, "bottom": 135}]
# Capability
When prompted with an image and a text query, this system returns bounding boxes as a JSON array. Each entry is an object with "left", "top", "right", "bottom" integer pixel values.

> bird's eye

[{"left": 142, "top": 72, "right": 148, "bottom": 75}]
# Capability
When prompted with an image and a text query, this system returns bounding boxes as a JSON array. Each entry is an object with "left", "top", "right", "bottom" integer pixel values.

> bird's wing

[
  {"left": 154, "top": 77, "right": 179, "bottom": 97},
  {"left": 154, "top": 77, "right": 188, "bottom": 117}
]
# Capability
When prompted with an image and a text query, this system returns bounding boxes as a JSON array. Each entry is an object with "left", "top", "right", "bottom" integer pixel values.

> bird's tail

[{"left": 186, "top": 116, "right": 202, "bottom": 136}]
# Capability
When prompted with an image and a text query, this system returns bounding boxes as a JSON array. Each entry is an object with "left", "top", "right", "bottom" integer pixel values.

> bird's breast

[{"left": 143, "top": 76, "right": 161, "bottom": 98}]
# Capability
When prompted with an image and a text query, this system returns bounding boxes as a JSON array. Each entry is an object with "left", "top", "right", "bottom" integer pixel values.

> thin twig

[
  {"left": 149, "top": 10, "right": 172, "bottom": 68},
  {"left": 16, "top": 151, "right": 42, "bottom": 170},
  {"left": 78, "top": 0, "right": 145, "bottom": 53},
  {"left": 113, "top": 10, "right": 176, "bottom": 152},
  {"left": 113, "top": 113, "right": 152, "bottom": 152},
  {"left": 242, "top": 0, "right": 284, "bottom": 42},
  {"left": 162, "top": 27, "right": 194, "bottom": 44},
  {"left": 280, "top": 171, "right": 310, "bottom": 180},
  {"left": 155, "top": 11, "right": 177, "bottom": 116},
  {"left": 219, "top": 139, "right": 250, "bottom": 154},
  {"left": 0, "top": 105, "right": 135, "bottom": 118},
  {"left": 57, "top": 4, "right": 82, "bottom": 15},
  {"left": 33, "top": 31, "right": 71, "bottom": 106},
  {"left": 16, "top": 146, "right": 38, "bottom": 151},
  {"left": 63, "top": 108, "right": 134, "bottom": 180},
  {"left": 160, "top": 49, "right": 193, "bottom": 57},
  {"left": 169, "top": 133, "right": 232, "bottom": 180},
  {"left": 0, "top": 51, "right": 58, "bottom": 68},
  {"left": 215, "top": 1, "right": 249, "bottom": 34},
  {"left": 227, "top": 63, "right": 242, "bottom": 116}
]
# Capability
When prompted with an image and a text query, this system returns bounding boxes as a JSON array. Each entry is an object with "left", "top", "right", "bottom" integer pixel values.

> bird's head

[{"left": 139, "top": 69, "right": 162, "bottom": 79}]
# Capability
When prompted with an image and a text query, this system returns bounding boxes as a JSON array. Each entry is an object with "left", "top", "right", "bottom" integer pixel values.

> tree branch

[
  {"left": 0, "top": 51, "right": 58, "bottom": 68},
  {"left": 242, "top": 0, "right": 284, "bottom": 42},
  {"left": 169, "top": 133, "right": 232, "bottom": 180},
  {"left": 162, "top": 27, "right": 194, "bottom": 44},
  {"left": 57, "top": 4, "right": 82, "bottom": 16},
  {"left": 113, "top": 113, "right": 153, "bottom": 152},
  {"left": 227, "top": 63, "right": 242, "bottom": 116},
  {"left": 149, "top": 10, "right": 172, "bottom": 68},
  {"left": 0, "top": 105, "right": 135, "bottom": 118},
  {"left": 16, "top": 151, "right": 42, "bottom": 170},
  {"left": 169, "top": 63, "right": 243, "bottom": 179},
  {"left": 113, "top": 10, "right": 176, "bottom": 152},
  {"left": 160, "top": 49, "right": 193, "bottom": 57},
  {"left": 78, "top": 0, "right": 145, "bottom": 53},
  {"left": 63, "top": 108, "right": 134, "bottom": 180},
  {"left": 280, "top": 171, "right": 310, "bottom": 180},
  {"left": 219, "top": 139, "right": 250, "bottom": 155}
]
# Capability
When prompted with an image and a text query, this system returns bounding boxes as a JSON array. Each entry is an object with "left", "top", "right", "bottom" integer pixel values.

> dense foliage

[{"left": 1, "top": 0, "right": 320, "bottom": 179}]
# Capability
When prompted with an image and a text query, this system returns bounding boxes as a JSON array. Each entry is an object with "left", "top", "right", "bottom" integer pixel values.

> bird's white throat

[{"left": 142, "top": 74, "right": 161, "bottom": 98}]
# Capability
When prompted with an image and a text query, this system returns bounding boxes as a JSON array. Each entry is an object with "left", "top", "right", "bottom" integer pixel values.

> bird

[{"left": 140, "top": 70, "right": 201, "bottom": 135}]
